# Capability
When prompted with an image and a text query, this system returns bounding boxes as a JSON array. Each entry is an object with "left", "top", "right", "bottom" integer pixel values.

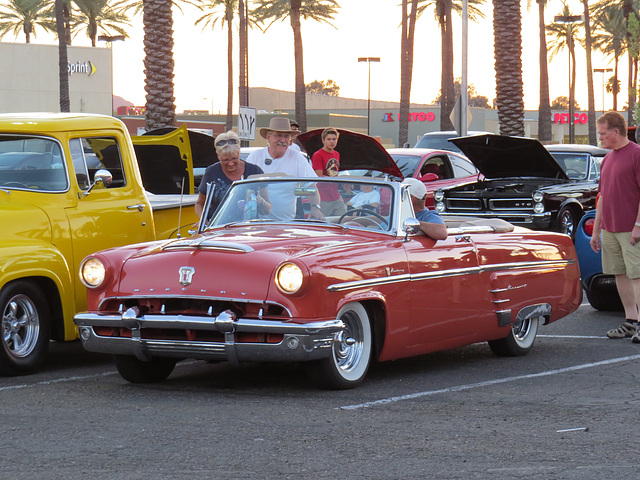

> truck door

[{"left": 65, "top": 136, "right": 155, "bottom": 306}]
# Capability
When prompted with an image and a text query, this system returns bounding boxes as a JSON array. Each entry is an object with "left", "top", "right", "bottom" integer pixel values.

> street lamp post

[
  {"left": 554, "top": 15, "right": 582, "bottom": 144},
  {"left": 593, "top": 68, "right": 613, "bottom": 115},
  {"left": 358, "top": 57, "right": 380, "bottom": 136}
]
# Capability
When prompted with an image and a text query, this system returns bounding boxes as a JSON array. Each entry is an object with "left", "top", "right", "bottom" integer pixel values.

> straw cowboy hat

[{"left": 259, "top": 117, "right": 295, "bottom": 139}]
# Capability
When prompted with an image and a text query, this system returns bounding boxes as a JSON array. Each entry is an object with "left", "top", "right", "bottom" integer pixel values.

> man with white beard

[{"left": 246, "top": 117, "right": 322, "bottom": 220}]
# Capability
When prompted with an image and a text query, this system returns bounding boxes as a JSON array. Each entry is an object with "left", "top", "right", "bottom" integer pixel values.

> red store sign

[
  {"left": 553, "top": 112, "right": 588, "bottom": 124},
  {"left": 383, "top": 112, "right": 436, "bottom": 122}
]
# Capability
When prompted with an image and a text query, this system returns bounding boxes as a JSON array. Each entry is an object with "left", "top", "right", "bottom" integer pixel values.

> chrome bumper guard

[{"left": 74, "top": 308, "right": 344, "bottom": 364}]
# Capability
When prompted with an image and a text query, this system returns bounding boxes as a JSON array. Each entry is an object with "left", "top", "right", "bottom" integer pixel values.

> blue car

[{"left": 575, "top": 210, "right": 622, "bottom": 310}]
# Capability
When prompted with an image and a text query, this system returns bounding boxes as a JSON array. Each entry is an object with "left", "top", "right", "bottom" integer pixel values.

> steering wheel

[
  {"left": 2, "top": 181, "right": 30, "bottom": 188},
  {"left": 564, "top": 169, "right": 583, "bottom": 178},
  {"left": 338, "top": 208, "right": 387, "bottom": 225}
]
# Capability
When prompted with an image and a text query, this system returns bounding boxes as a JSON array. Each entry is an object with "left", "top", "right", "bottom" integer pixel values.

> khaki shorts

[
  {"left": 601, "top": 230, "right": 640, "bottom": 279},
  {"left": 321, "top": 199, "right": 347, "bottom": 217}
]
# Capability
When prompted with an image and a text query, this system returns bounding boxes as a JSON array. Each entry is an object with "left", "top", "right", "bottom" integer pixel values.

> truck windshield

[{"left": 0, "top": 136, "right": 67, "bottom": 192}]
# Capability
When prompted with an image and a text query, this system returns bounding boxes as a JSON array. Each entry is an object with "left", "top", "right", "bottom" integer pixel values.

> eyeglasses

[{"left": 215, "top": 138, "right": 238, "bottom": 147}]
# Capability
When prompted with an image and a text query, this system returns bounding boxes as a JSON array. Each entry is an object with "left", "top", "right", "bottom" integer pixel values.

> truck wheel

[
  {"left": 114, "top": 355, "right": 177, "bottom": 383},
  {"left": 488, "top": 316, "right": 540, "bottom": 357},
  {"left": 0, "top": 281, "right": 51, "bottom": 376},
  {"left": 308, "top": 302, "right": 372, "bottom": 389}
]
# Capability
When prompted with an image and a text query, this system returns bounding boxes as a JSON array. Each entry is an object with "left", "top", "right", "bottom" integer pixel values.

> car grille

[
  {"left": 445, "top": 197, "right": 534, "bottom": 212},
  {"left": 488, "top": 198, "right": 534, "bottom": 210},
  {"left": 446, "top": 198, "right": 483, "bottom": 210}
]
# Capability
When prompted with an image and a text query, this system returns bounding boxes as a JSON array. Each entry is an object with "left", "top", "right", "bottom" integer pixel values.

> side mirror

[
  {"left": 403, "top": 218, "right": 420, "bottom": 240},
  {"left": 81, "top": 169, "right": 113, "bottom": 198}
]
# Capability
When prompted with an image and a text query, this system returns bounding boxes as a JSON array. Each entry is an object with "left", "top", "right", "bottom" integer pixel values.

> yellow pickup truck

[{"left": 0, "top": 113, "right": 201, "bottom": 375}]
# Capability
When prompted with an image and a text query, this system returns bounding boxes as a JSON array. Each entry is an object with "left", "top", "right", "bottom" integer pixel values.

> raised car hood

[
  {"left": 298, "top": 128, "right": 403, "bottom": 179},
  {"left": 450, "top": 134, "right": 569, "bottom": 180}
]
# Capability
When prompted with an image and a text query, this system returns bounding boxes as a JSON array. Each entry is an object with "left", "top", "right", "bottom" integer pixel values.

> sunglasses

[{"left": 215, "top": 138, "right": 238, "bottom": 147}]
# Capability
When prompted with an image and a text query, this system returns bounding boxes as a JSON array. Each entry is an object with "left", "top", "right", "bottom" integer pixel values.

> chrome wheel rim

[
  {"left": 335, "top": 310, "right": 364, "bottom": 373},
  {"left": 2, "top": 294, "right": 40, "bottom": 358},
  {"left": 560, "top": 210, "right": 575, "bottom": 236}
]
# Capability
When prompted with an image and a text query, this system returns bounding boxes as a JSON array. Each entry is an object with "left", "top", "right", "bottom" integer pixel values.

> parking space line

[
  {"left": 338, "top": 353, "right": 640, "bottom": 410},
  {"left": 538, "top": 334, "right": 604, "bottom": 339},
  {"left": 0, "top": 371, "right": 116, "bottom": 392}
]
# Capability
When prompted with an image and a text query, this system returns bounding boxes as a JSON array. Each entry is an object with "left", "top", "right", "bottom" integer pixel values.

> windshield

[
  {"left": 0, "top": 135, "right": 67, "bottom": 192},
  {"left": 206, "top": 178, "right": 395, "bottom": 232},
  {"left": 548, "top": 153, "right": 590, "bottom": 180}
]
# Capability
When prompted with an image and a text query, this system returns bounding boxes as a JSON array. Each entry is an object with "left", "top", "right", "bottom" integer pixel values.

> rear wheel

[
  {"left": 114, "top": 355, "right": 177, "bottom": 383},
  {"left": 308, "top": 302, "right": 372, "bottom": 389},
  {"left": 0, "top": 281, "right": 50, "bottom": 376},
  {"left": 489, "top": 316, "right": 540, "bottom": 357}
]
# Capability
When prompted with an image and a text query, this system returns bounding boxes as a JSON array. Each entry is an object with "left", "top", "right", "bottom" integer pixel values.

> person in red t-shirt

[
  {"left": 591, "top": 111, "right": 640, "bottom": 342},
  {"left": 312, "top": 127, "right": 347, "bottom": 216}
]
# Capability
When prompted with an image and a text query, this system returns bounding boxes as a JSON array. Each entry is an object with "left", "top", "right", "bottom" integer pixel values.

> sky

[{"left": 21, "top": 0, "right": 630, "bottom": 114}]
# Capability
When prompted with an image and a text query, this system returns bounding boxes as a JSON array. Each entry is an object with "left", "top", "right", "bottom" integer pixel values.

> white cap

[{"left": 402, "top": 178, "right": 428, "bottom": 199}]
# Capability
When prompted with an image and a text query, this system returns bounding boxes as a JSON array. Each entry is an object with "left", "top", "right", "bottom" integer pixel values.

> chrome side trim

[{"left": 327, "top": 259, "right": 575, "bottom": 292}]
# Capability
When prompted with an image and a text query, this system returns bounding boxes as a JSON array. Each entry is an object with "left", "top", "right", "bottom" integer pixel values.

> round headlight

[
  {"left": 434, "top": 190, "right": 444, "bottom": 202},
  {"left": 80, "top": 257, "right": 106, "bottom": 288},
  {"left": 276, "top": 263, "right": 304, "bottom": 294},
  {"left": 532, "top": 191, "right": 543, "bottom": 203},
  {"left": 533, "top": 202, "right": 545, "bottom": 214},
  {"left": 435, "top": 202, "right": 445, "bottom": 213}
]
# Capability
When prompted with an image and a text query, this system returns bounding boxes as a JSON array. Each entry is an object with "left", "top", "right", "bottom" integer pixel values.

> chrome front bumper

[{"left": 74, "top": 308, "right": 344, "bottom": 364}]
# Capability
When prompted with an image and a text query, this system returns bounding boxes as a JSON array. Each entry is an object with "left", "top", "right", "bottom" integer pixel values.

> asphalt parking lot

[{"left": 1, "top": 298, "right": 639, "bottom": 480}]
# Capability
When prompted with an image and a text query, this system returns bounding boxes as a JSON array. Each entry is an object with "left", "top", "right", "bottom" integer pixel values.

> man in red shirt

[
  {"left": 312, "top": 127, "right": 347, "bottom": 216},
  {"left": 591, "top": 111, "right": 640, "bottom": 342}
]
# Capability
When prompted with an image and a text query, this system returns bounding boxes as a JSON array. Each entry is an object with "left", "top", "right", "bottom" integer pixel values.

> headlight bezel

[
  {"left": 79, "top": 257, "right": 106, "bottom": 288},
  {"left": 275, "top": 262, "right": 307, "bottom": 295}
]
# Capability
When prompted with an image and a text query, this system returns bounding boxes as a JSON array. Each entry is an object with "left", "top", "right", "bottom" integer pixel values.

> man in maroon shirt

[{"left": 591, "top": 111, "right": 640, "bottom": 342}]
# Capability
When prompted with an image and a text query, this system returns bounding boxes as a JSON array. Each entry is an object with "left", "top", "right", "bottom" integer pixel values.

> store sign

[
  {"left": 68, "top": 61, "right": 97, "bottom": 76},
  {"left": 382, "top": 112, "right": 436, "bottom": 122},
  {"left": 553, "top": 112, "right": 589, "bottom": 124}
]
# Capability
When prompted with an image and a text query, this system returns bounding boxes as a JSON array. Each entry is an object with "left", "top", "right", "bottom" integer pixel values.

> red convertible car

[{"left": 74, "top": 176, "right": 582, "bottom": 389}]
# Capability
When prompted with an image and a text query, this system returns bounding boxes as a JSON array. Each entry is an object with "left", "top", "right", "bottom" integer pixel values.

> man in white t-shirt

[{"left": 246, "top": 117, "right": 322, "bottom": 220}]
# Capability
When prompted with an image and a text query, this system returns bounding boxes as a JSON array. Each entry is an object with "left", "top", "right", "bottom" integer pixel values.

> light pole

[
  {"left": 98, "top": 35, "right": 125, "bottom": 115},
  {"left": 593, "top": 68, "right": 613, "bottom": 115},
  {"left": 554, "top": 15, "right": 583, "bottom": 143},
  {"left": 358, "top": 57, "right": 380, "bottom": 136}
]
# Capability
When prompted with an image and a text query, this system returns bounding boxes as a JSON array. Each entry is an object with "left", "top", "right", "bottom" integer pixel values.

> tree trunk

[
  {"left": 583, "top": 0, "right": 596, "bottom": 144},
  {"left": 440, "top": 0, "right": 455, "bottom": 131},
  {"left": 55, "top": 0, "right": 70, "bottom": 112},
  {"left": 290, "top": 0, "right": 307, "bottom": 132},
  {"left": 399, "top": 0, "right": 418, "bottom": 147},
  {"left": 537, "top": 0, "right": 551, "bottom": 142},
  {"left": 143, "top": 0, "right": 176, "bottom": 130},
  {"left": 226, "top": 7, "right": 233, "bottom": 132},
  {"left": 492, "top": 0, "right": 524, "bottom": 136}
]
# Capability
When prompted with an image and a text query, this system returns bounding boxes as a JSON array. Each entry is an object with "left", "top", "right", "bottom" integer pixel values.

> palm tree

[
  {"left": 0, "top": 0, "right": 55, "bottom": 43},
  {"left": 55, "top": 0, "right": 70, "bottom": 112},
  {"left": 417, "top": 0, "right": 485, "bottom": 132},
  {"left": 252, "top": 0, "right": 340, "bottom": 133},
  {"left": 591, "top": 3, "right": 625, "bottom": 111},
  {"left": 399, "top": 0, "right": 419, "bottom": 147},
  {"left": 71, "top": 0, "right": 132, "bottom": 47},
  {"left": 546, "top": 2, "right": 581, "bottom": 141},
  {"left": 492, "top": 0, "right": 524, "bottom": 135},
  {"left": 194, "top": 0, "right": 237, "bottom": 131},
  {"left": 535, "top": 0, "right": 552, "bottom": 143},
  {"left": 583, "top": 0, "right": 597, "bottom": 145},
  {"left": 141, "top": 0, "right": 176, "bottom": 130}
]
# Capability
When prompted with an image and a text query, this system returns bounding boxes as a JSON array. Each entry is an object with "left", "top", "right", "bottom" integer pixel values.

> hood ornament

[{"left": 179, "top": 266, "right": 195, "bottom": 286}]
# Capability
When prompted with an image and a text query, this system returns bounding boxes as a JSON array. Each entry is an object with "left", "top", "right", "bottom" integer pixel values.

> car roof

[{"left": 544, "top": 144, "right": 610, "bottom": 156}]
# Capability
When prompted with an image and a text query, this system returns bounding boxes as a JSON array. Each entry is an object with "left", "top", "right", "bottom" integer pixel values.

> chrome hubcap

[{"left": 2, "top": 294, "right": 40, "bottom": 357}]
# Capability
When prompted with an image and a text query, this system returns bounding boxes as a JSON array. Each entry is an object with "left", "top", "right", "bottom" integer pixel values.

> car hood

[
  {"left": 450, "top": 134, "right": 569, "bottom": 180},
  {"left": 113, "top": 225, "right": 388, "bottom": 301},
  {"left": 298, "top": 128, "right": 403, "bottom": 178}
]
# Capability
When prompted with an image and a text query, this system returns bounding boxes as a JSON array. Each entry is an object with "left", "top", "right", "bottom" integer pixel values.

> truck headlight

[
  {"left": 276, "top": 262, "right": 304, "bottom": 294},
  {"left": 80, "top": 257, "right": 106, "bottom": 288}
]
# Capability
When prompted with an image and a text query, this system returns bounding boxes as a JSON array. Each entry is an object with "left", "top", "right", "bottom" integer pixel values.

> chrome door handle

[{"left": 127, "top": 204, "right": 146, "bottom": 212}]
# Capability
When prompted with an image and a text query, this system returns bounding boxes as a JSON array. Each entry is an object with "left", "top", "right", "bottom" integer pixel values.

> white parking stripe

[
  {"left": 0, "top": 371, "right": 116, "bottom": 392},
  {"left": 339, "top": 353, "right": 640, "bottom": 410}
]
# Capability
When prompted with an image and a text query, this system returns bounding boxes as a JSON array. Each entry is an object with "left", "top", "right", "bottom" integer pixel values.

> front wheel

[
  {"left": 308, "top": 302, "right": 373, "bottom": 389},
  {"left": 114, "top": 355, "right": 177, "bottom": 383},
  {"left": 488, "top": 316, "right": 540, "bottom": 357},
  {"left": 556, "top": 206, "right": 579, "bottom": 240},
  {"left": 0, "top": 281, "right": 51, "bottom": 376}
]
